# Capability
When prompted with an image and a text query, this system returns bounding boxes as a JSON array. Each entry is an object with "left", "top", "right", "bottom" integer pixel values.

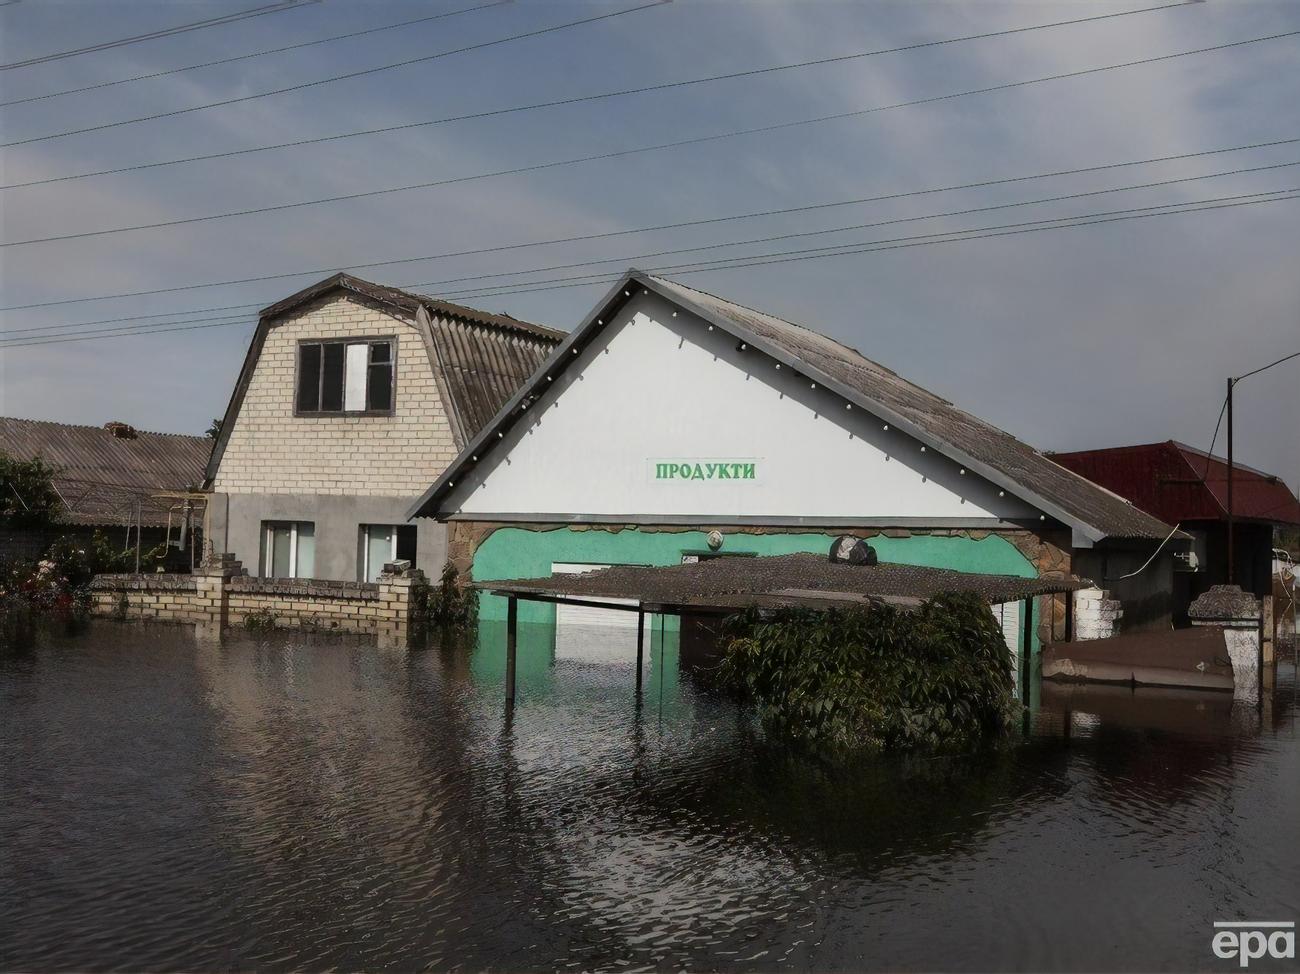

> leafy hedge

[{"left": 718, "top": 592, "right": 1020, "bottom": 753}]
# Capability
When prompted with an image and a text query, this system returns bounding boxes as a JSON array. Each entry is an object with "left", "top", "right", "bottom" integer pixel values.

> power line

[
  {"left": 336, "top": 160, "right": 1300, "bottom": 295},
  {"left": 428, "top": 188, "right": 1300, "bottom": 297},
  {"left": 0, "top": 0, "right": 315, "bottom": 71},
  {"left": 1235, "top": 348, "right": 1300, "bottom": 381},
  {"left": 6, "top": 136, "right": 1292, "bottom": 315},
  {"left": 1, "top": 0, "right": 1200, "bottom": 188},
  {"left": 5, "top": 29, "right": 1295, "bottom": 249},
  {"left": 0, "top": 1, "right": 666, "bottom": 149},
  {"left": 5, "top": 189, "right": 1296, "bottom": 349},
  {"left": 0, "top": 1, "right": 509, "bottom": 108}
]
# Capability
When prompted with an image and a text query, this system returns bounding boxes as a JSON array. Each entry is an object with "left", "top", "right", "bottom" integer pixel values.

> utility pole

[
  {"left": 1227, "top": 376, "right": 1235, "bottom": 585},
  {"left": 1221, "top": 346, "right": 1300, "bottom": 586}
]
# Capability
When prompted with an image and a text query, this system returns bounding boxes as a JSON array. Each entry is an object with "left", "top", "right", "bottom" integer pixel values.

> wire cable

[
  {"left": 0, "top": 1, "right": 667, "bottom": 148},
  {"left": 6, "top": 30, "right": 1296, "bottom": 249},
  {"left": 1, "top": 0, "right": 1201, "bottom": 186},
  {"left": 4, "top": 189, "right": 1295, "bottom": 349},
  {"left": 5, "top": 136, "right": 1292, "bottom": 313},
  {"left": 0, "top": 0, "right": 314, "bottom": 71},
  {"left": 1235, "top": 348, "right": 1300, "bottom": 381},
  {"left": 0, "top": 0, "right": 509, "bottom": 108}
]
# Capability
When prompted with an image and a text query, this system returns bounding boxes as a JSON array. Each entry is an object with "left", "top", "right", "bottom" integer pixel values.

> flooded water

[{"left": 1, "top": 620, "right": 1297, "bottom": 972}]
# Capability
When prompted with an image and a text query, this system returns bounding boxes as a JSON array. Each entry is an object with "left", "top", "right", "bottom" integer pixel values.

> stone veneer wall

[{"left": 89, "top": 554, "right": 423, "bottom": 644}]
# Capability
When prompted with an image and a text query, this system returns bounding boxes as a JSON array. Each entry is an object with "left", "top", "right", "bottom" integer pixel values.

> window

[
  {"left": 296, "top": 339, "right": 394, "bottom": 414},
  {"left": 261, "top": 521, "right": 315, "bottom": 578},
  {"left": 360, "top": 524, "right": 417, "bottom": 582}
]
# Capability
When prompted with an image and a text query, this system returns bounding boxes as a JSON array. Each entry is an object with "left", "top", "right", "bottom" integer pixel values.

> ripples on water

[{"left": 1, "top": 622, "right": 1297, "bottom": 972}]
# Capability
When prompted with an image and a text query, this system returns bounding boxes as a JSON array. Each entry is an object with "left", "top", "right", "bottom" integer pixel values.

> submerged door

[{"left": 552, "top": 562, "right": 650, "bottom": 664}]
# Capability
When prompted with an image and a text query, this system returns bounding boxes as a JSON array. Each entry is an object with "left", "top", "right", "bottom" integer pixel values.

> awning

[{"left": 478, "top": 552, "right": 1086, "bottom": 616}]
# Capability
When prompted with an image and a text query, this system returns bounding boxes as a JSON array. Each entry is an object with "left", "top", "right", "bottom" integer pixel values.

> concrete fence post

[{"left": 1189, "top": 584, "right": 1262, "bottom": 704}]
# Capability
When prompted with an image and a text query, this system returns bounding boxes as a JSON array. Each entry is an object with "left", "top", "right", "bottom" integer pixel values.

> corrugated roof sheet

[
  {"left": 425, "top": 310, "right": 560, "bottom": 444},
  {"left": 1052, "top": 440, "right": 1300, "bottom": 526},
  {"left": 0, "top": 417, "right": 210, "bottom": 527},
  {"left": 481, "top": 552, "right": 1085, "bottom": 610},
  {"left": 642, "top": 274, "right": 1174, "bottom": 541}
]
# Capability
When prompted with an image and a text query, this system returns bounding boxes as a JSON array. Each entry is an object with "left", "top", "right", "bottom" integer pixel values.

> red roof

[{"left": 1050, "top": 441, "right": 1300, "bottom": 527}]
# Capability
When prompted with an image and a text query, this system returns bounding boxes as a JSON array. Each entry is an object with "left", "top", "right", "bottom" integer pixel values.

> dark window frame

[{"left": 294, "top": 335, "right": 397, "bottom": 417}]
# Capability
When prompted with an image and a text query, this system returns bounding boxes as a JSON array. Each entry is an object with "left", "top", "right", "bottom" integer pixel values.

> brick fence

[{"left": 89, "top": 553, "right": 424, "bottom": 646}]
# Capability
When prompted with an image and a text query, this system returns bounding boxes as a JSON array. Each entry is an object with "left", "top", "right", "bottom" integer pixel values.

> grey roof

[
  {"left": 411, "top": 268, "right": 1175, "bottom": 543},
  {"left": 481, "top": 552, "right": 1085, "bottom": 613},
  {"left": 207, "top": 273, "right": 564, "bottom": 483},
  {"left": 0, "top": 417, "right": 210, "bottom": 527}
]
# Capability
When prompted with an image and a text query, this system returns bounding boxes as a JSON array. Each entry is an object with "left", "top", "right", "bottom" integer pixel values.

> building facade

[
  {"left": 1051, "top": 440, "right": 1300, "bottom": 622},
  {"left": 411, "top": 269, "right": 1181, "bottom": 653},
  {"left": 204, "top": 274, "right": 561, "bottom": 582},
  {"left": 0, "top": 416, "right": 209, "bottom": 564}
]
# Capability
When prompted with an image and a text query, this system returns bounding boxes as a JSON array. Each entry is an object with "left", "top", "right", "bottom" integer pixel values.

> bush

[
  {"left": 415, "top": 562, "right": 478, "bottom": 631},
  {"left": 718, "top": 592, "right": 1020, "bottom": 753},
  {"left": 0, "top": 453, "right": 62, "bottom": 528}
]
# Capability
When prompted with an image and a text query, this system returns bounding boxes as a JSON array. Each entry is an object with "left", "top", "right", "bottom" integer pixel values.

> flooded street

[{"left": 2, "top": 621, "right": 1297, "bottom": 972}]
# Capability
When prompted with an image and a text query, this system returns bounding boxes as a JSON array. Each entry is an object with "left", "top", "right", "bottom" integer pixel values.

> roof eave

[{"left": 410, "top": 269, "right": 1165, "bottom": 542}]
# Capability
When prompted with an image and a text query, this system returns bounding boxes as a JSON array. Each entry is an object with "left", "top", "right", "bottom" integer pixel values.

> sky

[{"left": 1, "top": 0, "right": 1297, "bottom": 492}]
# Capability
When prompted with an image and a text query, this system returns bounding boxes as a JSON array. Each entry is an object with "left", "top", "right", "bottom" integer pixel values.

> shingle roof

[
  {"left": 0, "top": 417, "right": 210, "bottom": 527},
  {"left": 412, "top": 269, "right": 1177, "bottom": 543},
  {"left": 481, "top": 552, "right": 1085, "bottom": 612}
]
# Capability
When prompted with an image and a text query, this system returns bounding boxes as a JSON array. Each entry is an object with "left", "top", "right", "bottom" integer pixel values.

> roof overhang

[{"left": 408, "top": 269, "right": 1166, "bottom": 545}]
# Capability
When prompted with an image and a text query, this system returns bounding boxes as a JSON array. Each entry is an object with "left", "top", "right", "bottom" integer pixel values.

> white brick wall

[
  {"left": 1073, "top": 585, "right": 1123, "bottom": 640},
  {"left": 212, "top": 294, "right": 460, "bottom": 496}
]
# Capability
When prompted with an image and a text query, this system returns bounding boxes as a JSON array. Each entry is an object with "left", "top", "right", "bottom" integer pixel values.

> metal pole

[
  {"left": 635, "top": 606, "right": 645, "bottom": 695},
  {"left": 134, "top": 498, "right": 141, "bottom": 574},
  {"left": 1227, "top": 376, "right": 1235, "bottom": 585},
  {"left": 505, "top": 597, "right": 518, "bottom": 705},
  {"left": 1021, "top": 596, "right": 1033, "bottom": 705}
]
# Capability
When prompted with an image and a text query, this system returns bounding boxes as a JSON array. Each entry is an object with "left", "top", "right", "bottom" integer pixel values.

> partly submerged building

[
  {"left": 0, "top": 416, "right": 210, "bottom": 561},
  {"left": 409, "top": 269, "right": 1181, "bottom": 655},
  {"left": 1051, "top": 440, "right": 1300, "bottom": 619},
  {"left": 204, "top": 273, "right": 562, "bottom": 582}
]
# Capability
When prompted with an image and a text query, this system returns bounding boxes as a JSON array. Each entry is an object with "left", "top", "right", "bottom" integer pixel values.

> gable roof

[
  {"left": 205, "top": 273, "right": 564, "bottom": 484},
  {"left": 1052, "top": 440, "right": 1300, "bottom": 527},
  {"left": 410, "top": 269, "right": 1175, "bottom": 544},
  {"left": 0, "top": 416, "right": 210, "bottom": 527}
]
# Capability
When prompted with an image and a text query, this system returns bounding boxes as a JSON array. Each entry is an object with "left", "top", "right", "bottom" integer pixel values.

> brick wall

[
  {"left": 90, "top": 574, "right": 207, "bottom": 623},
  {"left": 226, "top": 576, "right": 384, "bottom": 633},
  {"left": 212, "top": 293, "right": 460, "bottom": 496},
  {"left": 88, "top": 557, "right": 423, "bottom": 645}
]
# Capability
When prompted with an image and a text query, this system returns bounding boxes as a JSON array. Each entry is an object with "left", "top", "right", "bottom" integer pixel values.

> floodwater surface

[{"left": 1, "top": 621, "right": 1297, "bottom": 972}]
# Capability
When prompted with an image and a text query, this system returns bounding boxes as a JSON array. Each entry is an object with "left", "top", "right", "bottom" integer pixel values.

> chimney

[{"left": 104, "top": 421, "right": 138, "bottom": 439}]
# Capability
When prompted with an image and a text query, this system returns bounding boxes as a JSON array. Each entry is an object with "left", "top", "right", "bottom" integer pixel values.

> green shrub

[
  {"left": 0, "top": 453, "right": 62, "bottom": 528},
  {"left": 416, "top": 562, "right": 478, "bottom": 631},
  {"left": 718, "top": 592, "right": 1020, "bottom": 753},
  {"left": 243, "top": 608, "right": 278, "bottom": 632}
]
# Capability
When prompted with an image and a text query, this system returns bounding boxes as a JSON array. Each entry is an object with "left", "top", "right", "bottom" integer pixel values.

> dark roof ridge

[
  {"left": 258, "top": 272, "right": 565, "bottom": 342},
  {"left": 0, "top": 415, "right": 207, "bottom": 443}
]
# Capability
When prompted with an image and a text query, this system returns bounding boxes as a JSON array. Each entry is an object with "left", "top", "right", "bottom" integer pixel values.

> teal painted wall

[{"left": 470, "top": 525, "right": 1039, "bottom": 644}]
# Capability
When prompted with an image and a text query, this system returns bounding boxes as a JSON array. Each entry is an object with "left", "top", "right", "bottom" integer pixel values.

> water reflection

[{"left": 1, "top": 622, "right": 1296, "bottom": 972}]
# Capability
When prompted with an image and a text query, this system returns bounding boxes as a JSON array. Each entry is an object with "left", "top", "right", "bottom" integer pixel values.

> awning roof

[{"left": 479, "top": 552, "right": 1086, "bottom": 615}]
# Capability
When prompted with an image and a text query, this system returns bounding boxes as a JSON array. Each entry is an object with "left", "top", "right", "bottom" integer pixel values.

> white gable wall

[{"left": 443, "top": 293, "right": 1037, "bottom": 523}]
